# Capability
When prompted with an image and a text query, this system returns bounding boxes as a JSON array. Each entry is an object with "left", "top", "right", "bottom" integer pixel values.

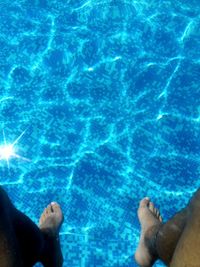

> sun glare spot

[
  {"left": 0, "top": 144, "right": 14, "bottom": 160},
  {"left": 0, "top": 129, "right": 30, "bottom": 168}
]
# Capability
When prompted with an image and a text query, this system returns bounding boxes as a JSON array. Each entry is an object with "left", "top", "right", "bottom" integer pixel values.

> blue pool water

[{"left": 0, "top": 0, "right": 200, "bottom": 266}]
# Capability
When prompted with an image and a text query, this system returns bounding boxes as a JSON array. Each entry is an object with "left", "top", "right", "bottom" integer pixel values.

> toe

[
  {"left": 39, "top": 209, "right": 47, "bottom": 226},
  {"left": 47, "top": 204, "right": 53, "bottom": 212},
  {"left": 51, "top": 201, "right": 58, "bottom": 206},
  {"left": 52, "top": 205, "right": 61, "bottom": 214},
  {"left": 154, "top": 207, "right": 158, "bottom": 215},
  {"left": 156, "top": 209, "right": 160, "bottom": 218},
  {"left": 149, "top": 202, "right": 154, "bottom": 213},
  {"left": 51, "top": 203, "right": 63, "bottom": 218},
  {"left": 51, "top": 202, "right": 59, "bottom": 210},
  {"left": 45, "top": 207, "right": 49, "bottom": 215},
  {"left": 139, "top": 197, "right": 150, "bottom": 208}
]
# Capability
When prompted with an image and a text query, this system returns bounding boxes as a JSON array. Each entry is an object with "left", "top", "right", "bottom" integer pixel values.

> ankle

[
  {"left": 144, "top": 223, "right": 163, "bottom": 258},
  {"left": 40, "top": 232, "right": 63, "bottom": 267}
]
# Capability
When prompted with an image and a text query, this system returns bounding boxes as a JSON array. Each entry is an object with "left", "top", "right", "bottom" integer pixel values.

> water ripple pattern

[{"left": 0, "top": 0, "right": 200, "bottom": 266}]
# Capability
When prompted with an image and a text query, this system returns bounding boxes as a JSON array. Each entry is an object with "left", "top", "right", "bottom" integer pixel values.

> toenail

[
  {"left": 144, "top": 197, "right": 150, "bottom": 200},
  {"left": 51, "top": 202, "right": 56, "bottom": 205}
]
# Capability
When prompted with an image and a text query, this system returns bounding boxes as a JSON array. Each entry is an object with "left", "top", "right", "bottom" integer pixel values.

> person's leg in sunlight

[{"left": 135, "top": 189, "right": 200, "bottom": 266}]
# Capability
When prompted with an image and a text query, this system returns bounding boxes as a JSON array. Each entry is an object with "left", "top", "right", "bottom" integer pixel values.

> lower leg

[
  {"left": 40, "top": 232, "right": 63, "bottom": 267},
  {"left": 0, "top": 186, "right": 64, "bottom": 267},
  {"left": 155, "top": 207, "right": 187, "bottom": 265},
  {"left": 135, "top": 198, "right": 188, "bottom": 266},
  {"left": 12, "top": 208, "right": 45, "bottom": 266},
  {"left": 12, "top": 202, "right": 64, "bottom": 267},
  {"left": 39, "top": 202, "right": 64, "bottom": 267},
  {"left": 0, "top": 186, "right": 23, "bottom": 267},
  {"left": 170, "top": 189, "right": 200, "bottom": 266}
]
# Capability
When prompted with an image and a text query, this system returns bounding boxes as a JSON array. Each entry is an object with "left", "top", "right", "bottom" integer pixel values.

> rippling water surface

[{"left": 0, "top": 0, "right": 200, "bottom": 266}]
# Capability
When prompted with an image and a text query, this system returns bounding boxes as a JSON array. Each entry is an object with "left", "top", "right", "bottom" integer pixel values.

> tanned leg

[
  {"left": 155, "top": 207, "right": 187, "bottom": 265},
  {"left": 135, "top": 189, "right": 200, "bottom": 266},
  {"left": 135, "top": 197, "right": 188, "bottom": 266},
  {"left": 170, "top": 189, "right": 200, "bottom": 266}
]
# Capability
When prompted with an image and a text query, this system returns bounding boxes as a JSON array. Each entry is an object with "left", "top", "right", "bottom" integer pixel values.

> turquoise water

[{"left": 0, "top": 0, "right": 200, "bottom": 266}]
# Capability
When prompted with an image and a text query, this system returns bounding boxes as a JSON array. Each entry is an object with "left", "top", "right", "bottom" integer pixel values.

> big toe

[
  {"left": 51, "top": 202, "right": 63, "bottom": 220},
  {"left": 138, "top": 197, "right": 151, "bottom": 219},
  {"left": 51, "top": 202, "right": 61, "bottom": 212},
  {"left": 139, "top": 197, "right": 150, "bottom": 208}
]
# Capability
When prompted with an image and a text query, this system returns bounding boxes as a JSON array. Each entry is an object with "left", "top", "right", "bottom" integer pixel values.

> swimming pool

[{"left": 0, "top": 0, "right": 200, "bottom": 266}]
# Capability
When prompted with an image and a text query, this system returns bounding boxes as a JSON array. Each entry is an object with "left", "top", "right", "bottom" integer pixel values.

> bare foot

[
  {"left": 134, "top": 197, "right": 163, "bottom": 267},
  {"left": 39, "top": 202, "right": 64, "bottom": 236}
]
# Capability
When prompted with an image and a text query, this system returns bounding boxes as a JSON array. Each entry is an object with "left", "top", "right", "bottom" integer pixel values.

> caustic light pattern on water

[{"left": 0, "top": 0, "right": 200, "bottom": 266}]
